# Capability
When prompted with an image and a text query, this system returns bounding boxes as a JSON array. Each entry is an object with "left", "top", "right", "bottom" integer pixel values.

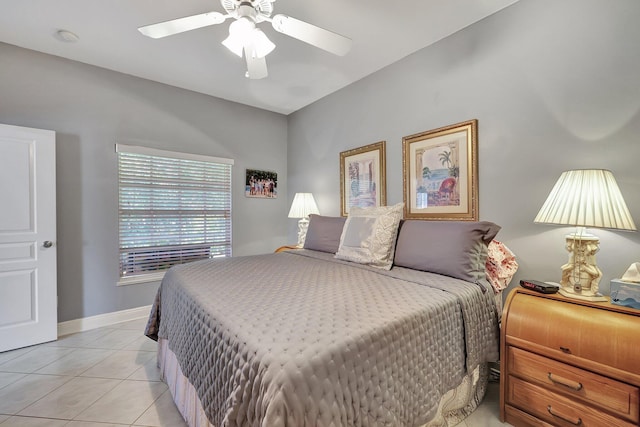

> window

[{"left": 116, "top": 144, "right": 233, "bottom": 285}]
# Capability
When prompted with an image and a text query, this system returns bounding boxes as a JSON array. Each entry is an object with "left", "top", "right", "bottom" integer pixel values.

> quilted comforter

[{"left": 145, "top": 249, "right": 500, "bottom": 427}]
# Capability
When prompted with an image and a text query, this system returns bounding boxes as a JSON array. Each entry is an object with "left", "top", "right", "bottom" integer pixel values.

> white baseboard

[{"left": 57, "top": 305, "right": 152, "bottom": 337}]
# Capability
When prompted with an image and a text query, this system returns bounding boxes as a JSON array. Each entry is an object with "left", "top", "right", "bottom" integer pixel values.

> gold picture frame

[
  {"left": 402, "top": 120, "right": 478, "bottom": 220},
  {"left": 340, "top": 141, "right": 386, "bottom": 217}
]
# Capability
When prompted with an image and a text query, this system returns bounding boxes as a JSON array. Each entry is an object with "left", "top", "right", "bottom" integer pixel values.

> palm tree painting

[
  {"left": 404, "top": 119, "right": 477, "bottom": 220},
  {"left": 439, "top": 150, "right": 452, "bottom": 169},
  {"left": 439, "top": 150, "right": 459, "bottom": 178},
  {"left": 418, "top": 142, "right": 460, "bottom": 207}
]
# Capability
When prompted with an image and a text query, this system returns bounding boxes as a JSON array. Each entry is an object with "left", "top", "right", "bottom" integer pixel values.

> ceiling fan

[{"left": 138, "top": 0, "right": 352, "bottom": 79}]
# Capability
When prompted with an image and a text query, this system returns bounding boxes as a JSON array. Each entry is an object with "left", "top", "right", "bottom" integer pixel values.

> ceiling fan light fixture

[
  {"left": 251, "top": 29, "right": 275, "bottom": 58},
  {"left": 224, "top": 24, "right": 274, "bottom": 60},
  {"left": 222, "top": 34, "right": 244, "bottom": 57},
  {"left": 229, "top": 17, "right": 255, "bottom": 37},
  {"left": 139, "top": 0, "right": 352, "bottom": 79},
  {"left": 222, "top": 17, "right": 256, "bottom": 57}
]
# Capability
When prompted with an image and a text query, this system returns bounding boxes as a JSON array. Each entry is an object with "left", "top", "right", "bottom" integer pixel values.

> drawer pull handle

[
  {"left": 547, "top": 372, "right": 583, "bottom": 391},
  {"left": 547, "top": 405, "right": 583, "bottom": 425},
  {"left": 559, "top": 346, "right": 572, "bottom": 354}
]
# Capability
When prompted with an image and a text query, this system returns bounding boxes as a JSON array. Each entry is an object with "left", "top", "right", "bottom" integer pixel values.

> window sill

[{"left": 117, "top": 271, "right": 166, "bottom": 286}]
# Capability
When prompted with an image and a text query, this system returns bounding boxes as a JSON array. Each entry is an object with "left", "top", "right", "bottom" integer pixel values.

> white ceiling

[{"left": 0, "top": 0, "right": 519, "bottom": 115}]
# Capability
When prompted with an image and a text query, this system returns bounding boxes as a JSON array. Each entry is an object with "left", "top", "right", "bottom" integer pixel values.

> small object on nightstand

[
  {"left": 621, "top": 262, "right": 640, "bottom": 283},
  {"left": 610, "top": 279, "right": 640, "bottom": 309},
  {"left": 519, "top": 279, "right": 559, "bottom": 294}
]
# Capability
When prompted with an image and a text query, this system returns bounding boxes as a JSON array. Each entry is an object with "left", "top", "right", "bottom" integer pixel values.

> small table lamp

[
  {"left": 288, "top": 193, "right": 319, "bottom": 247},
  {"left": 534, "top": 169, "right": 637, "bottom": 301}
]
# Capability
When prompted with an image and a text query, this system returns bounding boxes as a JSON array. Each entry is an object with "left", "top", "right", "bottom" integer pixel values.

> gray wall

[
  {"left": 288, "top": 0, "right": 640, "bottom": 295},
  {"left": 2, "top": 0, "right": 639, "bottom": 323},
  {"left": 0, "top": 42, "right": 289, "bottom": 322}
]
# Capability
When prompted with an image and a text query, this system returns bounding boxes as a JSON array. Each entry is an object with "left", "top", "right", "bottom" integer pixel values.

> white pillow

[{"left": 335, "top": 203, "right": 404, "bottom": 270}]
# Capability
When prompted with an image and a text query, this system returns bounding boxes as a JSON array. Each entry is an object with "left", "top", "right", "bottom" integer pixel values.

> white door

[{"left": 0, "top": 123, "right": 57, "bottom": 352}]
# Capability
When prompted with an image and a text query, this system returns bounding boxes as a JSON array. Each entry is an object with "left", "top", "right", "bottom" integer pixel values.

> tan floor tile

[
  {"left": 18, "top": 377, "right": 120, "bottom": 420},
  {"left": 0, "top": 415, "right": 68, "bottom": 426},
  {"left": 127, "top": 357, "right": 161, "bottom": 382},
  {"left": 0, "top": 347, "right": 37, "bottom": 365},
  {"left": 121, "top": 335, "right": 158, "bottom": 352},
  {"left": 115, "top": 318, "right": 149, "bottom": 330},
  {"left": 65, "top": 422, "right": 129, "bottom": 427},
  {"left": 80, "top": 350, "right": 155, "bottom": 380},
  {"left": 75, "top": 380, "right": 167, "bottom": 425},
  {"left": 77, "top": 329, "right": 143, "bottom": 350},
  {"left": 463, "top": 412, "right": 508, "bottom": 426},
  {"left": 0, "top": 347, "right": 74, "bottom": 373},
  {"left": 133, "top": 390, "right": 188, "bottom": 427},
  {"left": 35, "top": 348, "right": 114, "bottom": 376},
  {"left": 0, "top": 372, "right": 26, "bottom": 389},
  {"left": 0, "top": 373, "right": 72, "bottom": 414},
  {"left": 46, "top": 329, "right": 109, "bottom": 348}
]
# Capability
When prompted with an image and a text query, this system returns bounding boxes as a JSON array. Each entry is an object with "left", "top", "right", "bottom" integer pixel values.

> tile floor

[{"left": 0, "top": 318, "right": 510, "bottom": 426}]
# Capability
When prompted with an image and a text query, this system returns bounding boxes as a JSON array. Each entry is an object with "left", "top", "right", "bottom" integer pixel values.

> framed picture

[
  {"left": 245, "top": 169, "right": 277, "bottom": 198},
  {"left": 402, "top": 120, "right": 478, "bottom": 220},
  {"left": 339, "top": 141, "right": 386, "bottom": 216}
]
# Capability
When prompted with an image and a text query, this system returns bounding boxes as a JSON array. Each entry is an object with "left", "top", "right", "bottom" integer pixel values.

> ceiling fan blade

[
  {"left": 138, "top": 11, "right": 227, "bottom": 39},
  {"left": 245, "top": 50, "right": 268, "bottom": 79},
  {"left": 270, "top": 14, "right": 352, "bottom": 56}
]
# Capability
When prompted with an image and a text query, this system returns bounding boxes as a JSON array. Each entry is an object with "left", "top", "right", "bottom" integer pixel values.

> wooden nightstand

[
  {"left": 500, "top": 288, "right": 640, "bottom": 426},
  {"left": 274, "top": 245, "right": 300, "bottom": 253}
]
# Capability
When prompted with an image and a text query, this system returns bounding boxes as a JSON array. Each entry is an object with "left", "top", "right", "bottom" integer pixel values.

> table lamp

[
  {"left": 534, "top": 169, "right": 636, "bottom": 301},
  {"left": 288, "top": 193, "right": 319, "bottom": 247}
]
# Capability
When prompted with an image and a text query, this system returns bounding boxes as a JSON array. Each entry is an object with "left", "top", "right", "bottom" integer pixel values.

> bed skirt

[{"left": 157, "top": 338, "right": 488, "bottom": 427}]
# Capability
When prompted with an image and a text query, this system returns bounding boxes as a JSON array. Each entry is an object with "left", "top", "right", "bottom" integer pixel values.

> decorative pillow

[
  {"left": 303, "top": 214, "right": 347, "bottom": 253},
  {"left": 334, "top": 203, "right": 404, "bottom": 270},
  {"left": 485, "top": 240, "right": 519, "bottom": 293},
  {"left": 393, "top": 220, "right": 501, "bottom": 283}
]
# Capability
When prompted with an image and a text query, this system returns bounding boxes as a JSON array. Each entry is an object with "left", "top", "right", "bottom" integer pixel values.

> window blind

[{"left": 117, "top": 144, "right": 233, "bottom": 280}]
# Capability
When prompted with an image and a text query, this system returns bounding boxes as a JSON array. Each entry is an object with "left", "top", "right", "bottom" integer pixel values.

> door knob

[{"left": 43, "top": 241, "right": 53, "bottom": 248}]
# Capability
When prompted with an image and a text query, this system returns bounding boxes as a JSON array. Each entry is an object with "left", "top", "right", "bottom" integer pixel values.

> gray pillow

[
  {"left": 393, "top": 220, "right": 501, "bottom": 283},
  {"left": 303, "top": 214, "right": 347, "bottom": 253}
]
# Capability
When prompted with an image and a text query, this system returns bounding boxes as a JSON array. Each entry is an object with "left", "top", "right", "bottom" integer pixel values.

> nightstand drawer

[
  {"left": 508, "top": 376, "right": 637, "bottom": 427},
  {"left": 508, "top": 346, "right": 639, "bottom": 422},
  {"left": 504, "top": 405, "right": 554, "bottom": 427},
  {"left": 505, "top": 293, "right": 640, "bottom": 376}
]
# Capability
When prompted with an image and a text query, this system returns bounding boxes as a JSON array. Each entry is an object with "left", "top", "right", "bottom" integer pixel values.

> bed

[{"left": 145, "top": 206, "right": 516, "bottom": 427}]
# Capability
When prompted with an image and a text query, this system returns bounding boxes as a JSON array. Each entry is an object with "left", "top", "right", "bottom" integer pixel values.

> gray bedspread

[{"left": 145, "top": 249, "right": 499, "bottom": 427}]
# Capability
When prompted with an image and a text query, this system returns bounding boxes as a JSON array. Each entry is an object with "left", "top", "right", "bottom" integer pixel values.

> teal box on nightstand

[{"left": 610, "top": 279, "right": 640, "bottom": 309}]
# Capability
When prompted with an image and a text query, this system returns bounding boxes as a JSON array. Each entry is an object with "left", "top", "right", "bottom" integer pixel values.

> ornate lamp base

[
  {"left": 558, "top": 287, "right": 607, "bottom": 302},
  {"left": 296, "top": 217, "right": 310, "bottom": 247},
  {"left": 558, "top": 230, "right": 607, "bottom": 302}
]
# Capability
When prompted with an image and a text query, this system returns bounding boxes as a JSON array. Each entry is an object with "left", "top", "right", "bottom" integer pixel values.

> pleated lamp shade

[
  {"left": 288, "top": 193, "right": 319, "bottom": 219},
  {"left": 534, "top": 169, "right": 636, "bottom": 231}
]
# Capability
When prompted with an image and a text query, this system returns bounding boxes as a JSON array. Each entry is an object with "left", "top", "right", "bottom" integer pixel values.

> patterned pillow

[
  {"left": 485, "top": 240, "right": 518, "bottom": 293},
  {"left": 335, "top": 203, "right": 404, "bottom": 270}
]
